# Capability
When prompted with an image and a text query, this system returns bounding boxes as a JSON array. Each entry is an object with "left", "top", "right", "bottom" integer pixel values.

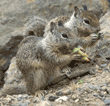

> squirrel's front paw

[
  {"left": 91, "top": 33, "right": 104, "bottom": 41},
  {"left": 98, "top": 32, "right": 104, "bottom": 40},
  {"left": 61, "top": 67, "right": 72, "bottom": 78},
  {"left": 91, "top": 33, "right": 99, "bottom": 41},
  {"left": 72, "top": 54, "right": 83, "bottom": 60}
]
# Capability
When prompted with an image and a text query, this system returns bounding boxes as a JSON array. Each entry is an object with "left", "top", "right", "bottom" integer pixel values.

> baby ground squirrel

[
  {"left": 24, "top": 6, "right": 100, "bottom": 48},
  {"left": 0, "top": 21, "right": 82, "bottom": 96}
]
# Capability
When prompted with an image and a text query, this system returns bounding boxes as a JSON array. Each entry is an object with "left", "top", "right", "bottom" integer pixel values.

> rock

[
  {"left": 14, "top": 101, "right": 24, "bottom": 106},
  {"left": 100, "top": 10, "right": 110, "bottom": 34},
  {"left": 37, "top": 101, "right": 51, "bottom": 106},
  {"left": 56, "top": 91, "right": 63, "bottom": 96},
  {"left": 48, "top": 95, "right": 58, "bottom": 101},
  {"left": 107, "top": 87, "right": 110, "bottom": 94},
  {"left": 4, "top": 57, "right": 25, "bottom": 85},
  {"left": 83, "top": 86, "right": 93, "bottom": 93},
  {"left": 100, "top": 64, "right": 108, "bottom": 68},
  {"left": 104, "top": 98, "right": 110, "bottom": 105},
  {"left": 99, "top": 91, "right": 107, "bottom": 97},
  {"left": 6, "top": 97, "right": 12, "bottom": 103},
  {"left": 0, "top": 35, "right": 23, "bottom": 74},
  {"left": 32, "top": 97, "right": 40, "bottom": 103},
  {"left": 75, "top": 99, "right": 79, "bottom": 103},
  {"left": 55, "top": 96, "right": 68, "bottom": 103},
  {"left": 56, "top": 89, "right": 71, "bottom": 96},
  {"left": 102, "top": 97, "right": 105, "bottom": 100},
  {"left": 88, "top": 100, "right": 105, "bottom": 106},
  {"left": 97, "top": 89, "right": 101, "bottom": 93},
  {"left": 17, "top": 95, "right": 23, "bottom": 101},
  {"left": 84, "top": 83, "right": 101, "bottom": 90},
  {"left": 71, "top": 94, "right": 78, "bottom": 100},
  {"left": 84, "top": 98, "right": 90, "bottom": 102},
  {"left": 56, "top": 99, "right": 63, "bottom": 104},
  {"left": 0, "top": 57, "right": 27, "bottom": 97},
  {"left": 89, "top": 67, "right": 96, "bottom": 75},
  {"left": 101, "top": 86, "right": 107, "bottom": 91},
  {"left": 93, "top": 93, "right": 98, "bottom": 97},
  {"left": 62, "top": 89, "right": 71, "bottom": 95}
]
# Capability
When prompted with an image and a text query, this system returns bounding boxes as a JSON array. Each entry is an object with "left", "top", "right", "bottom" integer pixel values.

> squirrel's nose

[{"left": 96, "top": 27, "right": 100, "bottom": 33}]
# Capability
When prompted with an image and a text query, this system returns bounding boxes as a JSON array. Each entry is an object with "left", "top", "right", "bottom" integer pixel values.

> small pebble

[
  {"left": 100, "top": 64, "right": 107, "bottom": 68},
  {"left": 56, "top": 99, "right": 63, "bottom": 104},
  {"left": 107, "top": 87, "right": 110, "bottom": 94},
  {"left": 93, "top": 93, "right": 98, "bottom": 97},
  {"left": 102, "top": 86, "right": 107, "bottom": 91},
  {"left": 104, "top": 68, "right": 109, "bottom": 71},
  {"left": 71, "top": 94, "right": 78, "bottom": 100},
  {"left": 102, "top": 97, "right": 105, "bottom": 100},
  {"left": 48, "top": 96, "right": 58, "bottom": 101},
  {"left": 32, "top": 97, "right": 38, "bottom": 103},
  {"left": 84, "top": 98, "right": 90, "bottom": 102},
  {"left": 6, "top": 98, "right": 12, "bottom": 103},
  {"left": 22, "top": 94, "right": 29, "bottom": 99},
  {"left": 84, "top": 87, "right": 92, "bottom": 93},
  {"left": 62, "top": 89, "right": 71, "bottom": 95},
  {"left": 97, "top": 89, "right": 101, "bottom": 93},
  {"left": 55, "top": 96, "right": 68, "bottom": 103},
  {"left": 99, "top": 91, "right": 107, "bottom": 97},
  {"left": 56, "top": 91, "right": 63, "bottom": 96},
  {"left": 75, "top": 99, "right": 79, "bottom": 103}
]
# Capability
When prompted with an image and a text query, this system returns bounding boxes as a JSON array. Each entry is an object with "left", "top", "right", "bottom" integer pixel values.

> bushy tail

[{"left": 24, "top": 16, "right": 48, "bottom": 37}]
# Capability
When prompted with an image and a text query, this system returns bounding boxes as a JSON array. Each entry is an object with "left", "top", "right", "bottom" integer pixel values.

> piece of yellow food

[
  {"left": 83, "top": 57, "right": 89, "bottom": 61},
  {"left": 73, "top": 47, "right": 89, "bottom": 61},
  {"left": 96, "top": 33, "right": 98, "bottom": 37}
]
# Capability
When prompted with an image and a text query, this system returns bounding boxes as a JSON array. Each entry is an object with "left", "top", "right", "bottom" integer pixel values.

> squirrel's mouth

[
  {"left": 58, "top": 44, "right": 78, "bottom": 55},
  {"left": 58, "top": 45, "right": 71, "bottom": 54}
]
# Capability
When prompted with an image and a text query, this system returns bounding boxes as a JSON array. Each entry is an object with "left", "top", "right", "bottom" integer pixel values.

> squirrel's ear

[
  {"left": 50, "top": 22, "right": 57, "bottom": 32},
  {"left": 74, "top": 6, "right": 81, "bottom": 18},
  {"left": 82, "top": 5, "right": 88, "bottom": 11}
]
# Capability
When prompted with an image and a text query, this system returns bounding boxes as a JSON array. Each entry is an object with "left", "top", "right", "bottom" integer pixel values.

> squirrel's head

[
  {"left": 65, "top": 6, "right": 100, "bottom": 37},
  {"left": 46, "top": 21, "right": 79, "bottom": 55}
]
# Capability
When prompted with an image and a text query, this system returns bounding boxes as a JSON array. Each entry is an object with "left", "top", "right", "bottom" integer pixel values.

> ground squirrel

[{"left": 0, "top": 21, "right": 82, "bottom": 97}]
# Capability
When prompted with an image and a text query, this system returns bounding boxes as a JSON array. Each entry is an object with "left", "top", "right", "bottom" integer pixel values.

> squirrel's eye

[
  {"left": 58, "top": 21, "right": 63, "bottom": 26},
  {"left": 62, "top": 33, "right": 68, "bottom": 38},
  {"left": 84, "top": 19, "right": 90, "bottom": 24},
  {"left": 28, "top": 31, "right": 35, "bottom": 35}
]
